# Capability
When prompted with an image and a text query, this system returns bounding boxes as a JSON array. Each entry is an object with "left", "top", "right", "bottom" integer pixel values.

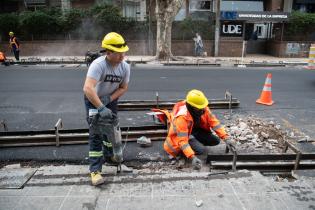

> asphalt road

[{"left": 0, "top": 64, "right": 314, "bottom": 137}]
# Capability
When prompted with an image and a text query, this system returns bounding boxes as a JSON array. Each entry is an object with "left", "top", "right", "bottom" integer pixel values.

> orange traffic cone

[{"left": 256, "top": 73, "right": 274, "bottom": 106}]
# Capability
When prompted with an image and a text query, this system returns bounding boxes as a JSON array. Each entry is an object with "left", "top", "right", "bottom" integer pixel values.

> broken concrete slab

[{"left": 0, "top": 166, "right": 37, "bottom": 189}]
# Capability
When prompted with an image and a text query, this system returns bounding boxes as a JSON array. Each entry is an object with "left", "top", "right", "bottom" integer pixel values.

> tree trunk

[{"left": 155, "top": 0, "right": 183, "bottom": 60}]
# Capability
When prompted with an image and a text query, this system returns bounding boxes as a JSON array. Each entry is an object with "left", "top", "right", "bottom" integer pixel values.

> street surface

[
  {"left": 1, "top": 64, "right": 315, "bottom": 210},
  {"left": 0, "top": 64, "right": 314, "bottom": 137}
]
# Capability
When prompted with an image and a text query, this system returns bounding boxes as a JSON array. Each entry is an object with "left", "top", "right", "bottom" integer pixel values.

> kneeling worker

[
  {"left": 0, "top": 52, "right": 9, "bottom": 66},
  {"left": 157, "top": 89, "right": 234, "bottom": 170}
]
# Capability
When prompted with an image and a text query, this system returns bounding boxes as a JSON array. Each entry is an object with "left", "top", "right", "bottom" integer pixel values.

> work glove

[
  {"left": 97, "top": 104, "right": 113, "bottom": 119},
  {"left": 111, "top": 113, "right": 119, "bottom": 126},
  {"left": 100, "top": 95, "right": 112, "bottom": 106},
  {"left": 225, "top": 138, "right": 236, "bottom": 150},
  {"left": 191, "top": 156, "right": 202, "bottom": 170}
]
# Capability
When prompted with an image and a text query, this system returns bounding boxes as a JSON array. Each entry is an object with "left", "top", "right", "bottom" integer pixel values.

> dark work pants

[
  {"left": 84, "top": 96, "right": 118, "bottom": 173},
  {"left": 12, "top": 48, "right": 19, "bottom": 61},
  {"left": 189, "top": 127, "right": 220, "bottom": 155}
]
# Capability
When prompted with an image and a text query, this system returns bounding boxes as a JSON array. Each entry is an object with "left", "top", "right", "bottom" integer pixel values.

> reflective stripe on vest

[
  {"left": 212, "top": 124, "right": 223, "bottom": 131},
  {"left": 172, "top": 118, "right": 177, "bottom": 133},
  {"left": 180, "top": 143, "right": 190, "bottom": 151},
  {"left": 166, "top": 138, "right": 178, "bottom": 155},
  {"left": 177, "top": 132, "right": 188, "bottom": 137},
  {"left": 171, "top": 118, "right": 189, "bottom": 138}
]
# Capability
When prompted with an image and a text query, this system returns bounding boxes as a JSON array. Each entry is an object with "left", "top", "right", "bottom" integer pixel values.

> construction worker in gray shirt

[{"left": 83, "top": 32, "right": 130, "bottom": 186}]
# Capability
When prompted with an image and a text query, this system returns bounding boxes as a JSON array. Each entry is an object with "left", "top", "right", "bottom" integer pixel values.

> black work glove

[
  {"left": 100, "top": 95, "right": 112, "bottom": 106},
  {"left": 191, "top": 156, "right": 202, "bottom": 170},
  {"left": 97, "top": 104, "right": 113, "bottom": 119}
]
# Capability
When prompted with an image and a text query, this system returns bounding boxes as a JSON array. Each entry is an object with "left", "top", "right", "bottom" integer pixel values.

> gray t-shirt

[{"left": 86, "top": 56, "right": 130, "bottom": 98}]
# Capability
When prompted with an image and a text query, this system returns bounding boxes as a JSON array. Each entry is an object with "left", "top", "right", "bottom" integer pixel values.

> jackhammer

[
  {"left": 89, "top": 113, "right": 123, "bottom": 172},
  {"left": 85, "top": 50, "right": 101, "bottom": 66}
]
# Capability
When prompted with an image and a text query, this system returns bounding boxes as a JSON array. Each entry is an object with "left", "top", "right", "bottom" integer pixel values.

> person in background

[
  {"left": 9, "top": 32, "right": 20, "bottom": 61},
  {"left": 193, "top": 33, "right": 204, "bottom": 56}
]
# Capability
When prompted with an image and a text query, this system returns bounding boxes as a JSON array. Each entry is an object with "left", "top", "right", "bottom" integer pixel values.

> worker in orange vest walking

[
  {"left": 155, "top": 89, "right": 234, "bottom": 170},
  {"left": 9, "top": 31, "right": 20, "bottom": 61}
]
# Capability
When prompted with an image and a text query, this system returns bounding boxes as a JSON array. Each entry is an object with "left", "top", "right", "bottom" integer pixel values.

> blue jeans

[
  {"left": 84, "top": 96, "right": 118, "bottom": 172},
  {"left": 195, "top": 46, "right": 203, "bottom": 56}
]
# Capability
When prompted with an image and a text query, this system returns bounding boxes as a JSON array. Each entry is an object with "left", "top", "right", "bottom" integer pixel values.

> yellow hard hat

[
  {"left": 101, "top": 32, "right": 129, "bottom": 53},
  {"left": 9, "top": 31, "right": 14, "bottom": 36},
  {"left": 186, "top": 89, "right": 208, "bottom": 109}
]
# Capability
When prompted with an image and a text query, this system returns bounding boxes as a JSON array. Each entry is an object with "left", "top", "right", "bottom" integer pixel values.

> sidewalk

[
  {"left": 1, "top": 164, "right": 315, "bottom": 210},
  {"left": 5, "top": 54, "right": 309, "bottom": 67}
]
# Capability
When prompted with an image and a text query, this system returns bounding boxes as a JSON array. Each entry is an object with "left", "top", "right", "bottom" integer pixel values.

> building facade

[{"left": 1, "top": 0, "right": 313, "bottom": 57}]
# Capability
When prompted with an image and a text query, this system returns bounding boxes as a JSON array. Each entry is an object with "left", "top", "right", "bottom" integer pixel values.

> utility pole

[
  {"left": 214, "top": 0, "right": 220, "bottom": 57},
  {"left": 148, "top": 0, "right": 153, "bottom": 55}
]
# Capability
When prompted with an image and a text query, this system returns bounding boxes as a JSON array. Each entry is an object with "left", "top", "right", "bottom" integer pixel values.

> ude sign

[{"left": 221, "top": 22, "right": 243, "bottom": 37}]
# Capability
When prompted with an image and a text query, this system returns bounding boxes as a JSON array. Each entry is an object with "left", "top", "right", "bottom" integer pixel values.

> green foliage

[
  {"left": 61, "top": 8, "right": 86, "bottom": 32},
  {"left": 91, "top": 3, "right": 135, "bottom": 33},
  {"left": 42, "top": 7, "right": 63, "bottom": 17},
  {"left": 0, "top": 13, "right": 19, "bottom": 40},
  {"left": 19, "top": 10, "right": 61, "bottom": 39},
  {"left": 0, "top": 5, "right": 216, "bottom": 41},
  {"left": 177, "top": 17, "right": 214, "bottom": 40},
  {"left": 178, "top": 17, "right": 194, "bottom": 39},
  {"left": 287, "top": 11, "right": 315, "bottom": 35}
]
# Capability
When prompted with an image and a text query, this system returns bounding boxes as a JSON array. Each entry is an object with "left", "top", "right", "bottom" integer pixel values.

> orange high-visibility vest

[
  {"left": 9, "top": 36, "right": 19, "bottom": 49},
  {"left": 0, "top": 52, "right": 6, "bottom": 61},
  {"left": 159, "top": 101, "right": 228, "bottom": 159}
]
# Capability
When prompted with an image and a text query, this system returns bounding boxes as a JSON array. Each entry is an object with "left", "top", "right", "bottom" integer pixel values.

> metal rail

[
  {"left": 0, "top": 125, "right": 167, "bottom": 148},
  {"left": 1, "top": 123, "right": 315, "bottom": 171},
  {"left": 209, "top": 140, "right": 314, "bottom": 171},
  {"left": 118, "top": 98, "right": 239, "bottom": 111}
]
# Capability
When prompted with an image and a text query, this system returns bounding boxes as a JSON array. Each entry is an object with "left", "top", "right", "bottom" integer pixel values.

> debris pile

[{"left": 226, "top": 116, "right": 290, "bottom": 153}]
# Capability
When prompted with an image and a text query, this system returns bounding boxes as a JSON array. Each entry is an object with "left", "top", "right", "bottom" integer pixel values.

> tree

[
  {"left": 62, "top": 8, "right": 86, "bottom": 33},
  {"left": 287, "top": 11, "right": 315, "bottom": 37},
  {"left": 19, "top": 10, "right": 61, "bottom": 40},
  {"left": 0, "top": 13, "right": 19, "bottom": 40},
  {"left": 91, "top": 3, "right": 134, "bottom": 33},
  {"left": 155, "top": 0, "right": 183, "bottom": 60}
]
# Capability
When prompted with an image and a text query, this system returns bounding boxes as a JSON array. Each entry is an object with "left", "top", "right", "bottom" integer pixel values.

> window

[
  {"left": 221, "top": 1, "right": 263, "bottom": 12},
  {"left": 189, "top": 0, "right": 212, "bottom": 11},
  {"left": 123, "top": 1, "right": 140, "bottom": 20}
]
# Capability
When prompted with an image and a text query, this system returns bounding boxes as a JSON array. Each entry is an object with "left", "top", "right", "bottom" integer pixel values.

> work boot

[{"left": 90, "top": 171, "right": 105, "bottom": 186}]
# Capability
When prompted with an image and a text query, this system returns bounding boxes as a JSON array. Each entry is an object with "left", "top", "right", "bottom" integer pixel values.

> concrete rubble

[
  {"left": 225, "top": 115, "right": 310, "bottom": 153},
  {"left": 136, "top": 136, "right": 152, "bottom": 147}
]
